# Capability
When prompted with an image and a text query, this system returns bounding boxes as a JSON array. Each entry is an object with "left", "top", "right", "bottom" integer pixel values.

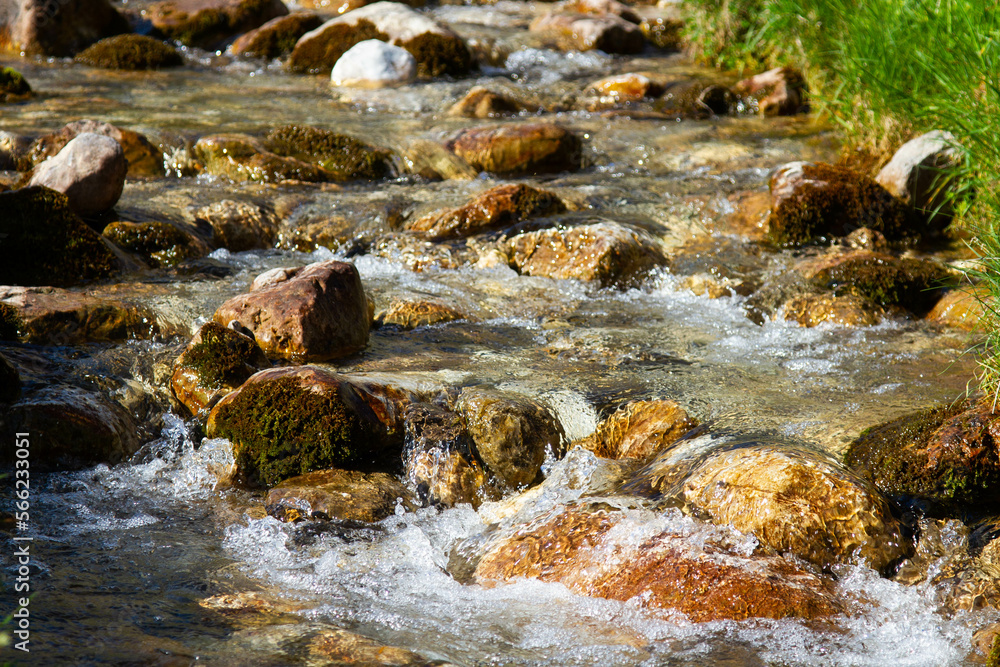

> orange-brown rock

[
  {"left": 447, "top": 86, "right": 527, "bottom": 118},
  {"left": 376, "top": 299, "right": 468, "bottom": 329},
  {"left": 529, "top": 13, "right": 644, "bottom": 54},
  {"left": 406, "top": 183, "right": 565, "bottom": 241},
  {"left": 403, "top": 402, "right": 489, "bottom": 507},
  {"left": 927, "top": 287, "right": 986, "bottom": 331},
  {"left": 556, "top": 0, "right": 640, "bottom": 23},
  {"left": 472, "top": 504, "right": 844, "bottom": 622},
  {"left": 0, "top": 0, "right": 129, "bottom": 57},
  {"left": 147, "top": 0, "right": 289, "bottom": 50},
  {"left": 193, "top": 199, "right": 279, "bottom": 251},
  {"left": 0, "top": 286, "right": 157, "bottom": 344},
  {"left": 577, "top": 399, "right": 698, "bottom": 460},
  {"left": 733, "top": 66, "right": 807, "bottom": 116},
  {"left": 783, "top": 293, "right": 883, "bottom": 327},
  {"left": 230, "top": 13, "right": 323, "bottom": 58},
  {"left": 213, "top": 260, "right": 369, "bottom": 361},
  {"left": 584, "top": 73, "right": 663, "bottom": 104},
  {"left": 506, "top": 221, "right": 667, "bottom": 288},
  {"left": 265, "top": 468, "right": 415, "bottom": 522},
  {"left": 446, "top": 123, "right": 581, "bottom": 176}
]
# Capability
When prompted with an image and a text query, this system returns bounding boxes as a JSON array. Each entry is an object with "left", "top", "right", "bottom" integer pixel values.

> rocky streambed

[{"left": 1, "top": 0, "right": 999, "bottom": 664}]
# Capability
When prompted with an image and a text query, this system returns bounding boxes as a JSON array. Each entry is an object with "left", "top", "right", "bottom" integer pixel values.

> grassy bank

[{"left": 682, "top": 0, "right": 1000, "bottom": 401}]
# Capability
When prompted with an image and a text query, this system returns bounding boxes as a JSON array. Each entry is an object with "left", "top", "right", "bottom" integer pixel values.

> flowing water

[{"left": 1, "top": 2, "right": 994, "bottom": 664}]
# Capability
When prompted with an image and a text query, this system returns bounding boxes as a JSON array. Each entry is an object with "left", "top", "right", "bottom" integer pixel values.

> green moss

[
  {"left": 182, "top": 322, "right": 266, "bottom": 390},
  {"left": 236, "top": 14, "right": 323, "bottom": 59},
  {"left": 103, "top": 221, "right": 194, "bottom": 267},
  {"left": 74, "top": 35, "right": 183, "bottom": 70},
  {"left": 0, "top": 187, "right": 119, "bottom": 287},
  {"left": 989, "top": 632, "right": 1000, "bottom": 667},
  {"left": 401, "top": 32, "right": 473, "bottom": 78},
  {"left": 812, "top": 255, "right": 950, "bottom": 313},
  {"left": 0, "top": 303, "right": 21, "bottom": 342},
  {"left": 212, "top": 376, "right": 371, "bottom": 488},
  {"left": 768, "top": 163, "right": 919, "bottom": 247},
  {"left": 158, "top": 0, "right": 284, "bottom": 47},
  {"left": 288, "top": 20, "right": 389, "bottom": 74},
  {"left": 0, "top": 67, "right": 31, "bottom": 100},
  {"left": 264, "top": 125, "right": 393, "bottom": 181}
]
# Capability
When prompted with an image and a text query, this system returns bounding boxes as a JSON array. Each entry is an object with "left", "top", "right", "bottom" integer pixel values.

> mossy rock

[
  {"left": 768, "top": 162, "right": 920, "bottom": 247},
  {"left": 406, "top": 183, "right": 566, "bottom": 240},
  {"left": 74, "top": 35, "right": 183, "bottom": 70},
  {"left": 231, "top": 14, "right": 324, "bottom": 59},
  {"left": 149, "top": 0, "right": 289, "bottom": 49},
  {"left": 0, "top": 186, "right": 119, "bottom": 287},
  {"left": 103, "top": 221, "right": 198, "bottom": 267},
  {"left": 193, "top": 133, "right": 336, "bottom": 183},
  {"left": 171, "top": 321, "right": 268, "bottom": 416},
  {"left": 263, "top": 125, "right": 393, "bottom": 181},
  {"left": 811, "top": 253, "right": 950, "bottom": 314},
  {"left": 0, "top": 67, "right": 31, "bottom": 102}
]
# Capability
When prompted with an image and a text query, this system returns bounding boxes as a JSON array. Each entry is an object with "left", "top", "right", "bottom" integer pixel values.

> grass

[{"left": 682, "top": 0, "right": 1000, "bottom": 403}]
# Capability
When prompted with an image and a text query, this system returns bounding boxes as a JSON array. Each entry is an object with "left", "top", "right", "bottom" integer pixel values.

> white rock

[
  {"left": 331, "top": 39, "right": 417, "bottom": 88},
  {"left": 876, "top": 129, "right": 962, "bottom": 225},
  {"left": 28, "top": 132, "right": 126, "bottom": 216}
]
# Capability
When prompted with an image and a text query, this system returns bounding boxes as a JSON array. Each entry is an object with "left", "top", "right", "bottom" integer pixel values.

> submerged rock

[
  {"left": 585, "top": 73, "right": 664, "bottom": 105},
  {"left": 577, "top": 399, "right": 698, "bottom": 460},
  {"left": 29, "top": 133, "right": 127, "bottom": 216},
  {"left": 147, "top": 0, "right": 289, "bottom": 49},
  {"left": 529, "top": 13, "right": 644, "bottom": 54},
  {"left": 447, "top": 86, "right": 527, "bottom": 118},
  {"left": 213, "top": 260, "right": 370, "bottom": 361},
  {"left": 403, "top": 403, "right": 489, "bottom": 507},
  {"left": 171, "top": 321, "right": 269, "bottom": 417},
  {"left": 446, "top": 123, "right": 582, "bottom": 175},
  {"left": 782, "top": 293, "right": 883, "bottom": 327},
  {"left": 927, "top": 286, "right": 986, "bottom": 331},
  {"left": 733, "top": 67, "right": 807, "bottom": 116},
  {"left": 375, "top": 299, "right": 468, "bottom": 329},
  {"left": 193, "top": 133, "right": 334, "bottom": 183},
  {"left": 0, "top": 286, "right": 158, "bottom": 344},
  {"left": 206, "top": 366, "right": 412, "bottom": 487},
  {"left": 103, "top": 221, "right": 203, "bottom": 267},
  {"left": 193, "top": 199, "right": 278, "bottom": 251},
  {"left": 406, "top": 183, "right": 565, "bottom": 241},
  {"left": 265, "top": 468, "right": 415, "bottom": 522},
  {"left": 876, "top": 130, "right": 962, "bottom": 228},
  {"left": 288, "top": 1, "right": 472, "bottom": 77},
  {"left": 230, "top": 12, "right": 323, "bottom": 58},
  {"left": 30, "top": 119, "right": 166, "bottom": 179},
  {"left": 331, "top": 39, "right": 417, "bottom": 87},
  {"left": 0, "top": 0, "right": 129, "bottom": 56},
  {"left": 74, "top": 34, "right": 183, "bottom": 70},
  {"left": 0, "top": 187, "right": 120, "bottom": 287}
]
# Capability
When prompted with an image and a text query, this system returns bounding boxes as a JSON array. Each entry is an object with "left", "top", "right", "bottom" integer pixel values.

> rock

[
  {"left": 331, "top": 39, "right": 417, "bottom": 87},
  {"left": 446, "top": 123, "right": 581, "bottom": 175},
  {"left": 876, "top": 130, "right": 962, "bottom": 227},
  {"left": 0, "top": 0, "right": 129, "bottom": 57},
  {"left": 928, "top": 286, "right": 986, "bottom": 331},
  {"left": 375, "top": 299, "right": 468, "bottom": 329},
  {"left": 506, "top": 220, "right": 667, "bottom": 288},
  {"left": 103, "top": 221, "right": 202, "bottom": 267},
  {"left": 555, "top": 0, "right": 640, "bottom": 23},
  {"left": 406, "top": 183, "right": 565, "bottom": 241},
  {"left": 577, "top": 399, "right": 698, "bottom": 460},
  {"left": 640, "top": 16, "right": 682, "bottom": 50},
  {"left": 973, "top": 623, "right": 1000, "bottom": 666},
  {"left": 193, "top": 199, "right": 278, "bottom": 251},
  {"left": 400, "top": 138, "right": 477, "bottom": 180},
  {"left": 30, "top": 119, "right": 166, "bottom": 179},
  {"left": 230, "top": 12, "right": 323, "bottom": 58},
  {"left": 0, "top": 130, "right": 32, "bottom": 170},
  {"left": 766, "top": 161, "right": 920, "bottom": 247},
  {"left": 288, "top": 1, "right": 472, "bottom": 77},
  {"left": 0, "top": 353, "right": 20, "bottom": 404},
  {"left": 0, "top": 66, "right": 30, "bottom": 101},
  {"left": 265, "top": 468, "right": 414, "bottom": 522},
  {"left": 307, "top": 627, "right": 453, "bottom": 667},
  {"left": 0, "top": 385, "right": 141, "bottom": 470},
  {"left": 733, "top": 67, "right": 807, "bottom": 116},
  {"left": 456, "top": 387, "right": 566, "bottom": 489},
  {"left": 529, "top": 13, "right": 644, "bottom": 54},
  {"left": 250, "top": 265, "right": 301, "bottom": 291},
  {"left": 193, "top": 133, "right": 335, "bottom": 183},
  {"left": 446, "top": 86, "right": 527, "bottom": 118},
  {"left": 147, "top": 0, "right": 289, "bottom": 50},
  {"left": 206, "top": 366, "right": 412, "bottom": 487},
  {"left": 0, "top": 187, "right": 120, "bottom": 287},
  {"left": 403, "top": 403, "right": 489, "bottom": 507},
  {"left": 170, "top": 321, "right": 269, "bottom": 417},
  {"left": 782, "top": 293, "right": 883, "bottom": 327},
  {"left": 806, "top": 251, "right": 950, "bottom": 314},
  {"left": 263, "top": 124, "right": 394, "bottom": 181},
  {"left": 28, "top": 133, "right": 127, "bottom": 216},
  {"left": 0, "top": 286, "right": 158, "bottom": 344},
  {"left": 74, "top": 34, "right": 183, "bottom": 70},
  {"left": 845, "top": 401, "right": 1000, "bottom": 514},
  {"left": 470, "top": 503, "right": 845, "bottom": 622},
  {"left": 585, "top": 73, "right": 662, "bottom": 104},
  {"left": 213, "top": 260, "right": 369, "bottom": 361}
]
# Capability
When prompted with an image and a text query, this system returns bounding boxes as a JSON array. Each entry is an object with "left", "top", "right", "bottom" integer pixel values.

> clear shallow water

[{"left": 0, "top": 3, "right": 991, "bottom": 664}]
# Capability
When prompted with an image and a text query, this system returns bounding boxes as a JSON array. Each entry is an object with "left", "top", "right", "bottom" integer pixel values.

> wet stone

[
  {"left": 927, "top": 287, "right": 986, "bottom": 331},
  {"left": 0, "top": 67, "right": 31, "bottom": 102},
  {"left": 576, "top": 399, "right": 699, "bottom": 460},
  {"left": 265, "top": 468, "right": 415, "bottom": 522},
  {"left": 446, "top": 123, "right": 582, "bottom": 176},
  {"left": 74, "top": 34, "right": 183, "bottom": 70},
  {"left": 103, "top": 221, "right": 203, "bottom": 267},
  {"left": 529, "top": 13, "right": 644, "bottom": 54},
  {"left": 876, "top": 129, "right": 962, "bottom": 228},
  {"left": 331, "top": 39, "right": 418, "bottom": 88},
  {"left": 147, "top": 0, "right": 289, "bottom": 50},
  {"left": 375, "top": 299, "right": 469, "bottom": 330},
  {"left": 403, "top": 403, "right": 489, "bottom": 507},
  {"left": 733, "top": 67, "right": 808, "bottom": 116},
  {"left": 263, "top": 124, "right": 395, "bottom": 181},
  {"left": 193, "top": 199, "right": 278, "bottom": 251},
  {"left": 782, "top": 293, "right": 884, "bottom": 327},
  {"left": 31, "top": 119, "right": 166, "bottom": 179},
  {"left": 230, "top": 13, "right": 323, "bottom": 58},
  {"left": 447, "top": 86, "right": 528, "bottom": 118},
  {"left": 0, "top": 0, "right": 129, "bottom": 57},
  {"left": 29, "top": 133, "right": 127, "bottom": 216}
]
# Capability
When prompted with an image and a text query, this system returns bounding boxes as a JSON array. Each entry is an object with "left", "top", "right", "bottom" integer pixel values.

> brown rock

[
  {"left": 193, "top": 133, "right": 336, "bottom": 183},
  {"left": 147, "top": 0, "right": 289, "bottom": 49},
  {"left": 472, "top": 503, "right": 844, "bottom": 622},
  {"left": 307, "top": 627, "right": 451, "bottom": 667},
  {"left": 506, "top": 221, "right": 667, "bottom": 288},
  {"left": 447, "top": 86, "right": 527, "bottom": 118},
  {"left": 265, "top": 468, "right": 414, "bottom": 522},
  {"left": 585, "top": 73, "right": 662, "bottom": 104},
  {"left": 0, "top": 286, "right": 158, "bottom": 344},
  {"left": 401, "top": 138, "right": 477, "bottom": 180},
  {"left": 28, "top": 133, "right": 127, "bottom": 216},
  {"left": 406, "top": 183, "right": 565, "bottom": 241},
  {"left": 403, "top": 403, "right": 489, "bottom": 507},
  {"left": 0, "top": 0, "right": 129, "bottom": 56},
  {"left": 577, "top": 399, "right": 698, "bottom": 460},
  {"left": 30, "top": 120, "right": 165, "bottom": 179},
  {"left": 376, "top": 299, "right": 468, "bottom": 329},
  {"left": 640, "top": 16, "right": 682, "bottom": 50},
  {"left": 230, "top": 12, "right": 322, "bottom": 58},
  {"left": 193, "top": 199, "right": 278, "bottom": 251},
  {"left": 733, "top": 66, "right": 807, "bottom": 116},
  {"left": 928, "top": 287, "right": 986, "bottom": 331},
  {"left": 446, "top": 123, "right": 581, "bottom": 175},
  {"left": 213, "top": 260, "right": 369, "bottom": 361},
  {"left": 555, "top": 0, "right": 640, "bottom": 23},
  {"left": 103, "top": 221, "right": 205, "bottom": 267},
  {"left": 783, "top": 293, "right": 883, "bottom": 327},
  {"left": 529, "top": 13, "right": 644, "bottom": 54}
]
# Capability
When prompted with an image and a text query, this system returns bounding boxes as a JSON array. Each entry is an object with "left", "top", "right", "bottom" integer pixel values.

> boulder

[
  {"left": 170, "top": 321, "right": 269, "bottom": 417},
  {"left": 287, "top": 1, "right": 472, "bottom": 77},
  {"left": 927, "top": 286, "right": 986, "bottom": 331},
  {"left": 529, "top": 13, "right": 644, "bottom": 54},
  {"left": 147, "top": 0, "right": 289, "bottom": 50},
  {"left": 0, "top": 66, "right": 30, "bottom": 102},
  {"left": 0, "top": 286, "right": 158, "bottom": 344},
  {"left": 0, "top": 385, "right": 141, "bottom": 470},
  {"left": 74, "top": 34, "right": 183, "bottom": 70},
  {"left": 331, "top": 39, "right": 417, "bottom": 87},
  {"left": 506, "top": 220, "right": 667, "bottom": 288},
  {"left": 103, "top": 221, "right": 203, "bottom": 267},
  {"left": 577, "top": 399, "right": 698, "bottom": 460},
  {"left": 265, "top": 468, "right": 415, "bottom": 522},
  {"left": 876, "top": 130, "right": 962, "bottom": 227},
  {"left": 375, "top": 299, "right": 468, "bottom": 329},
  {"left": 456, "top": 387, "right": 565, "bottom": 489},
  {"left": 0, "top": 0, "right": 129, "bottom": 57},
  {"left": 446, "top": 86, "right": 527, "bottom": 118},
  {"left": 446, "top": 123, "right": 581, "bottom": 175},
  {"left": 28, "top": 133, "right": 126, "bottom": 216},
  {"left": 263, "top": 124, "right": 394, "bottom": 180},
  {"left": 230, "top": 12, "right": 322, "bottom": 58},
  {"left": 471, "top": 503, "right": 845, "bottom": 622},
  {"left": 0, "top": 352, "right": 20, "bottom": 404},
  {"left": 766, "top": 161, "right": 920, "bottom": 247},
  {"left": 782, "top": 293, "right": 883, "bottom": 327},
  {"left": 806, "top": 251, "right": 950, "bottom": 314},
  {"left": 403, "top": 403, "right": 489, "bottom": 507},
  {"left": 733, "top": 67, "right": 807, "bottom": 116},
  {"left": 213, "top": 260, "right": 369, "bottom": 361},
  {"left": 206, "top": 366, "right": 412, "bottom": 487},
  {"left": 0, "top": 187, "right": 120, "bottom": 287},
  {"left": 193, "top": 199, "right": 278, "bottom": 251},
  {"left": 406, "top": 183, "right": 565, "bottom": 241},
  {"left": 845, "top": 401, "right": 1000, "bottom": 514},
  {"left": 30, "top": 119, "right": 166, "bottom": 179}
]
